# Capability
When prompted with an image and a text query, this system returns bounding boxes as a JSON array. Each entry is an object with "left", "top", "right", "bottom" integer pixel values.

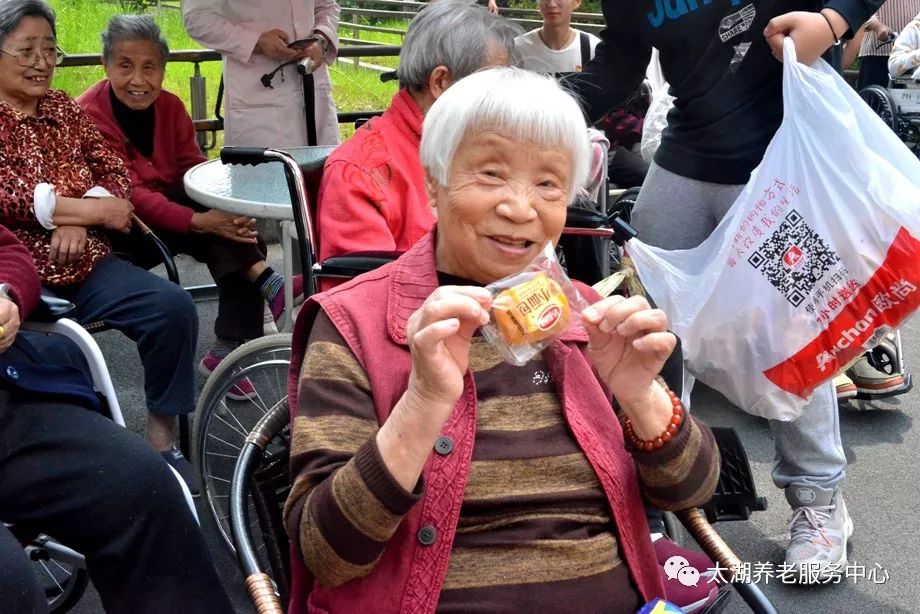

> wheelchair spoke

[
  {"left": 207, "top": 474, "right": 232, "bottom": 484},
  {"left": 39, "top": 560, "right": 64, "bottom": 593},
  {"left": 213, "top": 411, "right": 249, "bottom": 439},
  {"left": 50, "top": 559, "right": 70, "bottom": 575},
  {"left": 205, "top": 451, "right": 240, "bottom": 460},
  {"left": 207, "top": 433, "right": 242, "bottom": 451}
]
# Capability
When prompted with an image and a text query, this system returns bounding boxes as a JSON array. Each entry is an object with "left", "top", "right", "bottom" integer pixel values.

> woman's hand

[
  {"left": 582, "top": 295, "right": 676, "bottom": 405},
  {"left": 50, "top": 226, "right": 87, "bottom": 266},
  {"left": 377, "top": 286, "right": 491, "bottom": 492},
  {"left": 404, "top": 286, "right": 492, "bottom": 416},
  {"left": 0, "top": 297, "right": 20, "bottom": 354},
  {"left": 191, "top": 209, "right": 258, "bottom": 244},
  {"left": 97, "top": 197, "right": 134, "bottom": 233},
  {"left": 764, "top": 9, "right": 849, "bottom": 65}
]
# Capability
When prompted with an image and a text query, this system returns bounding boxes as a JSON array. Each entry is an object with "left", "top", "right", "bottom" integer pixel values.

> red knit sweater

[{"left": 77, "top": 80, "right": 207, "bottom": 235}]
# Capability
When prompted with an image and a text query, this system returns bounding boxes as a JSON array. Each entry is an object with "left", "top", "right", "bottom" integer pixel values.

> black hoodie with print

[{"left": 567, "top": 0, "right": 883, "bottom": 184}]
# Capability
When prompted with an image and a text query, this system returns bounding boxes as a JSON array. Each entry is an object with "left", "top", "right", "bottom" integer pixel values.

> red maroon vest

[{"left": 287, "top": 231, "right": 666, "bottom": 613}]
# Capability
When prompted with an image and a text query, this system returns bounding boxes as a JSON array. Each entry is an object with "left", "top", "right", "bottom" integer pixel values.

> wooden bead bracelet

[{"left": 622, "top": 387, "right": 684, "bottom": 451}]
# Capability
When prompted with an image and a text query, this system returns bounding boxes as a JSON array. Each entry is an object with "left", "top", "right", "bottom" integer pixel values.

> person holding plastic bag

[{"left": 566, "top": 1, "right": 885, "bottom": 583}]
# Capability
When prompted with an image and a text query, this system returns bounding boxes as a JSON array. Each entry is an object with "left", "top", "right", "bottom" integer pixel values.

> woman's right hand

[
  {"left": 191, "top": 209, "right": 258, "bottom": 243},
  {"left": 404, "top": 286, "right": 492, "bottom": 417},
  {"left": 97, "top": 197, "right": 134, "bottom": 233}
]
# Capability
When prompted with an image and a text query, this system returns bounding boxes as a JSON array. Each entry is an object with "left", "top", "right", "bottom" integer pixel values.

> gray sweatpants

[{"left": 632, "top": 162, "right": 846, "bottom": 498}]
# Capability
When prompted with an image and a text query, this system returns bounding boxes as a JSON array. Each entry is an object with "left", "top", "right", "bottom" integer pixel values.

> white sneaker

[{"left": 784, "top": 486, "right": 853, "bottom": 584}]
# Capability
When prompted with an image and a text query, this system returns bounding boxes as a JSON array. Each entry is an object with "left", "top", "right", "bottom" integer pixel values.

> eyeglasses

[{"left": 0, "top": 45, "right": 65, "bottom": 67}]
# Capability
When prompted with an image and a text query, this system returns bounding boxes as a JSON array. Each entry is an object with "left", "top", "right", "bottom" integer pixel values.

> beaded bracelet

[{"left": 622, "top": 386, "right": 684, "bottom": 451}]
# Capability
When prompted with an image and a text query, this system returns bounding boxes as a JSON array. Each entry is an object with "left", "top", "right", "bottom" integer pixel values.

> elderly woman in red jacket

[
  {"left": 78, "top": 14, "right": 301, "bottom": 397},
  {"left": 283, "top": 67, "right": 720, "bottom": 614}
]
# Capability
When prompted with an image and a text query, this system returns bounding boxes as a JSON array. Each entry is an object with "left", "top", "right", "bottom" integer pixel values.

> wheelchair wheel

[
  {"left": 859, "top": 85, "right": 900, "bottom": 134},
  {"left": 27, "top": 536, "right": 89, "bottom": 613},
  {"left": 195, "top": 333, "right": 292, "bottom": 554}
]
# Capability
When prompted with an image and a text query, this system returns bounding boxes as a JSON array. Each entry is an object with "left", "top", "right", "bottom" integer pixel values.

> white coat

[{"left": 183, "top": 0, "right": 341, "bottom": 147}]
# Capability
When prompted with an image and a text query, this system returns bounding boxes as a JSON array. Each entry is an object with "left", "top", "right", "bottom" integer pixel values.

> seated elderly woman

[
  {"left": 315, "top": 1, "right": 518, "bottom": 289},
  {"left": 888, "top": 10, "right": 920, "bottom": 79},
  {"left": 0, "top": 222, "right": 234, "bottom": 613},
  {"left": 283, "top": 68, "right": 719, "bottom": 613},
  {"left": 0, "top": 0, "right": 198, "bottom": 491},
  {"left": 78, "top": 15, "right": 300, "bottom": 395}
]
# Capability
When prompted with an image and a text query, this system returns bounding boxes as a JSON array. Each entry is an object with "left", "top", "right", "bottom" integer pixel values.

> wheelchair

[
  {"left": 849, "top": 76, "right": 919, "bottom": 403},
  {"left": 859, "top": 76, "right": 920, "bottom": 158},
  {"left": 5, "top": 295, "right": 198, "bottom": 613},
  {"left": 192, "top": 146, "right": 778, "bottom": 613}
]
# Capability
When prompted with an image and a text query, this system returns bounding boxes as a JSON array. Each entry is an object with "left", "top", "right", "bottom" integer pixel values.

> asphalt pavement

[{"left": 71, "top": 249, "right": 919, "bottom": 614}]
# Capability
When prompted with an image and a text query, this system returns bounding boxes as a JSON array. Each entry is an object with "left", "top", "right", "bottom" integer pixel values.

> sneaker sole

[{"left": 197, "top": 360, "right": 257, "bottom": 402}]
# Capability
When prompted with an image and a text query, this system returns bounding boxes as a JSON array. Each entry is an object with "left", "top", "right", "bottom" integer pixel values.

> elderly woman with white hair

[{"left": 283, "top": 67, "right": 720, "bottom": 614}]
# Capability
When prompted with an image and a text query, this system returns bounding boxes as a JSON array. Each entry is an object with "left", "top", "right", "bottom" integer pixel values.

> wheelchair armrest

[
  {"left": 317, "top": 251, "right": 402, "bottom": 278},
  {"left": 28, "top": 295, "right": 76, "bottom": 322},
  {"left": 565, "top": 207, "right": 608, "bottom": 228},
  {"left": 699, "top": 427, "right": 768, "bottom": 523}
]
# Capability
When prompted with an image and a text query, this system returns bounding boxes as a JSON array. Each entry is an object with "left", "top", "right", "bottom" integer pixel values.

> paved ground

[{"left": 70, "top": 249, "right": 919, "bottom": 613}]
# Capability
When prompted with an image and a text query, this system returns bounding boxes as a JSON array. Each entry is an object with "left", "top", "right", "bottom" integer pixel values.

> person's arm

[
  {"left": 581, "top": 295, "right": 719, "bottom": 511},
  {"left": 317, "top": 160, "right": 398, "bottom": 261},
  {"left": 283, "top": 311, "right": 423, "bottom": 587},
  {"left": 888, "top": 18, "right": 920, "bottom": 77},
  {"left": 822, "top": 0, "right": 886, "bottom": 39},
  {"left": 0, "top": 224, "right": 40, "bottom": 320},
  {"left": 562, "top": 4, "right": 652, "bottom": 124},
  {"left": 764, "top": 2, "right": 885, "bottom": 65},
  {"left": 182, "top": 0, "right": 263, "bottom": 63},
  {"left": 842, "top": 22, "right": 868, "bottom": 68},
  {"left": 312, "top": 0, "right": 341, "bottom": 65}
]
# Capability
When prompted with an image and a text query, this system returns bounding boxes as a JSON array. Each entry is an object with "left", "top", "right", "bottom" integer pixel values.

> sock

[
  {"left": 210, "top": 337, "right": 237, "bottom": 360},
  {"left": 256, "top": 267, "right": 284, "bottom": 304}
]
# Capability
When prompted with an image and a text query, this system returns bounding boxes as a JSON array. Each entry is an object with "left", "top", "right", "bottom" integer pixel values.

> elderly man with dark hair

[{"left": 315, "top": 1, "right": 519, "bottom": 289}]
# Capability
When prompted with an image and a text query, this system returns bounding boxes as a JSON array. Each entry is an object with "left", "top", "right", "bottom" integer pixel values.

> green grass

[{"left": 47, "top": 0, "right": 399, "bottom": 146}]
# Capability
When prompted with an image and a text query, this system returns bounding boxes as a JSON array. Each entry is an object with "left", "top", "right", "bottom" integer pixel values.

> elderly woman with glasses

[
  {"left": 283, "top": 68, "right": 720, "bottom": 614},
  {"left": 0, "top": 0, "right": 200, "bottom": 492},
  {"left": 78, "top": 15, "right": 302, "bottom": 399}
]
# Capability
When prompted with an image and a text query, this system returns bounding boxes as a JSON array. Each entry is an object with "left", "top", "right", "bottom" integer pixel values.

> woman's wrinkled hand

[
  {"left": 582, "top": 295, "right": 676, "bottom": 406},
  {"left": 97, "top": 197, "right": 134, "bottom": 233},
  {"left": 0, "top": 297, "right": 20, "bottom": 354},
  {"left": 404, "top": 286, "right": 492, "bottom": 415},
  {"left": 50, "top": 225, "right": 88, "bottom": 266},
  {"left": 191, "top": 209, "right": 258, "bottom": 243},
  {"left": 764, "top": 10, "right": 846, "bottom": 65}
]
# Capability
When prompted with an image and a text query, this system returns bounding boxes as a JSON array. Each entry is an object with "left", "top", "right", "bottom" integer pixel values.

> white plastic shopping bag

[{"left": 628, "top": 38, "right": 920, "bottom": 421}]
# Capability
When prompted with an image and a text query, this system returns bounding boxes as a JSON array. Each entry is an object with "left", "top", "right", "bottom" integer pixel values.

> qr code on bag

[{"left": 747, "top": 210, "right": 841, "bottom": 307}]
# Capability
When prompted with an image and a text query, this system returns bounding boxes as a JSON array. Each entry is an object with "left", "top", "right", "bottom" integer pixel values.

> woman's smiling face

[
  {"left": 431, "top": 127, "right": 573, "bottom": 285},
  {"left": 0, "top": 16, "right": 56, "bottom": 111}
]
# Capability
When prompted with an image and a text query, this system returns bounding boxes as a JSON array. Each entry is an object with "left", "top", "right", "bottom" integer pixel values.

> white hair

[{"left": 420, "top": 67, "right": 589, "bottom": 198}]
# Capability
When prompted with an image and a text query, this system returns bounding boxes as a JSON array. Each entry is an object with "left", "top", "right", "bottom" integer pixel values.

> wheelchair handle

[{"left": 220, "top": 146, "right": 270, "bottom": 166}]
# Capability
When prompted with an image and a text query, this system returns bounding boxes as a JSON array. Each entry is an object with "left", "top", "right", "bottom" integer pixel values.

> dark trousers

[
  {"left": 54, "top": 255, "right": 198, "bottom": 416},
  {"left": 111, "top": 217, "right": 268, "bottom": 342},
  {"left": 858, "top": 56, "right": 891, "bottom": 91},
  {"left": 0, "top": 391, "right": 233, "bottom": 613}
]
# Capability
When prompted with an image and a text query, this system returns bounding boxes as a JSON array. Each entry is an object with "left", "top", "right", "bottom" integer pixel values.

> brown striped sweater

[{"left": 285, "top": 310, "right": 719, "bottom": 613}]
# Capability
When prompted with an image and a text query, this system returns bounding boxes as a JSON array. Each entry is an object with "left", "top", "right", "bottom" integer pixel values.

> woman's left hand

[
  {"left": 582, "top": 295, "right": 676, "bottom": 405},
  {"left": 764, "top": 10, "right": 847, "bottom": 65},
  {"left": 50, "top": 226, "right": 88, "bottom": 267}
]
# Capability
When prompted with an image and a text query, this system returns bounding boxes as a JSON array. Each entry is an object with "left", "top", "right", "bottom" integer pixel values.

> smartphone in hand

[{"left": 288, "top": 35, "right": 321, "bottom": 49}]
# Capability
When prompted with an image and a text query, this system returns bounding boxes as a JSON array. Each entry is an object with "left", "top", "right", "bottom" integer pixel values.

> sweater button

[
  {"left": 417, "top": 525, "right": 437, "bottom": 546},
  {"left": 5, "top": 366, "right": 18, "bottom": 380},
  {"left": 433, "top": 435, "right": 453, "bottom": 456}
]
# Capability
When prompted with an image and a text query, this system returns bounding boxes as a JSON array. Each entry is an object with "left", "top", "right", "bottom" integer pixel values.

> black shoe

[{"left": 161, "top": 446, "right": 201, "bottom": 497}]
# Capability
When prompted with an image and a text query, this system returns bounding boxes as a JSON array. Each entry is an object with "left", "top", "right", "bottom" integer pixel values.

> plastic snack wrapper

[{"left": 481, "top": 242, "right": 590, "bottom": 366}]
